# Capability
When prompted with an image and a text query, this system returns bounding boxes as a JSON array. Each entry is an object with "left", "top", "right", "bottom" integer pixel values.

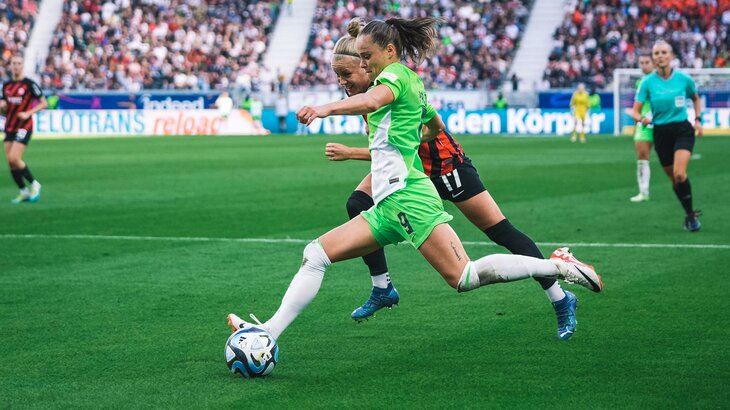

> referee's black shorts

[{"left": 653, "top": 120, "right": 695, "bottom": 167}]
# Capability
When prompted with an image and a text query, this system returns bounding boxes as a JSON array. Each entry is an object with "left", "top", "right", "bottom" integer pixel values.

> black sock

[
  {"left": 346, "top": 190, "right": 388, "bottom": 276},
  {"left": 673, "top": 179, "right": 694, "bottom": 215},
  {"left": 20, "top": 166, "right": 35, "bottom": 184},
  {"left": 10, "top": 169, "right": 25, "bottom": 189},
  {"left": 484, "top": 219, "right": 556, "bottom": 290}
]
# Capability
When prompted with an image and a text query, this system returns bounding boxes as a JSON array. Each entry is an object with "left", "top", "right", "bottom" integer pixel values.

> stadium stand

[
  {"left": 290, "top": 0, "right": 533, "bottom": 90},
  {"left": 0, "top": 0, "right": 37, "bottom": 81},
  {"left": 40, "top": 0, "right": 283, "bottom": 91},
  {"left": 544, "top": 0, "right": 730, "bottom": 89}
]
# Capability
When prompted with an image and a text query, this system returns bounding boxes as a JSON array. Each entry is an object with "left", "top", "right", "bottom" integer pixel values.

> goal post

[{"left": 613, "top": 68, "right": 730, "bottom": 136}]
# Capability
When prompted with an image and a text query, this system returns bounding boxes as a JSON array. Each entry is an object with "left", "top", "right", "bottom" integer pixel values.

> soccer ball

[{"left": 225, "top": 325, "right": 279, "bottom": 378}]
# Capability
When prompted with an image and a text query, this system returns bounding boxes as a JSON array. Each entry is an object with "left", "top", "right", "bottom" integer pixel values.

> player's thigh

[
  {"left": 418, "top": 223, "right": 470, "bottom": 289},
  {"left": 454, "top": 191, "right": 505, "bottom": 231},
  {"left": 3, "top": 141, "right": 11, "bottom": 158},
  {"left": 354, "top": 173, "right": 372, "bottom": 197},
  {"left": 318, "top": 216, "right": 381, "bottom": 263},
  {"left": 6, "top": 141, "right": 26, "bottom": 163}
]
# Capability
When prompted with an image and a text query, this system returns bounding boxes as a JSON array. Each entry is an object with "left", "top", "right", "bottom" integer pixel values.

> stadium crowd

[
  {"left": 39, "top": 0, "right": 282, "bottom": 91},
  {"left": 290, "top": 0, "right": 532, "bottom": 90},
  {"left": 0, "top": 0, "right": 37, "bottom": 81},
  {"left": 544, "top": 0, "right": 730, "bottom": 89}
]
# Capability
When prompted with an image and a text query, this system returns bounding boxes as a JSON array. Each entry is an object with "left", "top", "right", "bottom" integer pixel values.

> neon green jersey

[{"left": 368, "top": 63, "right": 437, "bottom": 203}]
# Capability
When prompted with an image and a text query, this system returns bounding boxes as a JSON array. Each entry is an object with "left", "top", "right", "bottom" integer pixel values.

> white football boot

[{"left": 550, "top": 247, "right": 604, "bottom": 293}]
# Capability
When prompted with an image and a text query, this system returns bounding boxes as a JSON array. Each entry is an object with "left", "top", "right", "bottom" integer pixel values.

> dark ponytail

[{"left": 360, "top": 17, "right": 443, "bottom": 65}]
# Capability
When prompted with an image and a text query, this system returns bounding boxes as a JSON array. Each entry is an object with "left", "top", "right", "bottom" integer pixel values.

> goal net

[{"left": 613, "top": 68, "right": 730, "bottom": 136}]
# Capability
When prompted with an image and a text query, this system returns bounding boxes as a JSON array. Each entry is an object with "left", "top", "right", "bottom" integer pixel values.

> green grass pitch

[{"left": 1, "top": 134, "right": 729, "bottom": 408}]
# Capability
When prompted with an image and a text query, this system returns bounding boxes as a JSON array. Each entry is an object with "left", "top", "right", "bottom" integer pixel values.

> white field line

[{"left": 1, "top": 233, "right": 729, "bottom": 250}]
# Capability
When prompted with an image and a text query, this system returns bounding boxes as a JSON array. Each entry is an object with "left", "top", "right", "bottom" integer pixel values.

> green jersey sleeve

[{"left": 374, "top": 64, "right": 407, "bottom": 101}]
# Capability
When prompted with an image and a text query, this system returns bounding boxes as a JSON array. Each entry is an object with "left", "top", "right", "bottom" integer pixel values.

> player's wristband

[{"left": 695, "top": 116, "right": 702, "bottom": 121}]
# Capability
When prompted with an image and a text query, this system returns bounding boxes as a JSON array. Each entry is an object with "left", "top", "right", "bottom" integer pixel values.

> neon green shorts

[
  {"left": 361, "top": 178, "right": 453, "bottom": 249},
  {"left": 634, "top": 125, "right": 654, "bottom": 142}
]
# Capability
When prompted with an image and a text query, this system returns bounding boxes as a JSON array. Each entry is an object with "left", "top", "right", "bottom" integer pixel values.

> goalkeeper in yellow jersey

[{"left": 570, "top": 83, "right": 590, "bottom": 142}]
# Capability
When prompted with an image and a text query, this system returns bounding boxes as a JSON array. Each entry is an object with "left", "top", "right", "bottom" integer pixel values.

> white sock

[
  {"left": 458, "top": 254, "right": 559, "bottom": 292},
  {"left": 545, "top": 282, "right": 566, "bottom": 303},
  {"left": 264, "top": 241, "right": 331, "bottom": 339},
  {"left": 637, "top": 160, "right": 650, "bottom": 196},
  {"left": 371, "top": 272, "right": 390, "bottom": 289}
]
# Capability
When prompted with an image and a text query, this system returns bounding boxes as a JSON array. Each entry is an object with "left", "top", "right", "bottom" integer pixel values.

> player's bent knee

[
  {"left": 673, "top": 172, "right": 687, "bottom": 183},
  {"left": 302, "top": 240, "right": 332, "bottom": 273},
  {"left": 345, "top": 190, "right": 374, "bottom": 219}
]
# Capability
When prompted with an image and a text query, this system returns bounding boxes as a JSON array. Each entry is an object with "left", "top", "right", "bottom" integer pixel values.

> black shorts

[
  {"left": 430, "top": 159, "right": 486, "bottom": 203},
  {"left": 653, "top": 121, "right": 695, "bottom": 167},
  {"left": 3, "top": 129, "right": 32, "bottom": 145}
]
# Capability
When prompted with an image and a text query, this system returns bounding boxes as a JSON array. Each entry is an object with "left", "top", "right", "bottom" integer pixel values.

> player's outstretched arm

[
  {"left": 297, "top": 85, "right": 394, "bottom": 125},
  {"left": 325, "top": 143, "right": 371, "bottom": 161}
]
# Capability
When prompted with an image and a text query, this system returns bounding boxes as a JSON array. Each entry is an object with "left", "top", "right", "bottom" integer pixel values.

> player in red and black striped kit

[{"left": 1, "top": 54, "right": 47, "bottom": 203}]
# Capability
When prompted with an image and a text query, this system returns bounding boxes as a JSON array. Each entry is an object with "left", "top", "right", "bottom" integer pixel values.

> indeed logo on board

[{"left": 139, "top": 96, "right": 205, "bottom": 110}]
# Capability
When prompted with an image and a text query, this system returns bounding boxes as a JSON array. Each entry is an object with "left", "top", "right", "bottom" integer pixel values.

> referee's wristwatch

[{"left": 695, "top": 115, "right": 702, "bottom": 122}]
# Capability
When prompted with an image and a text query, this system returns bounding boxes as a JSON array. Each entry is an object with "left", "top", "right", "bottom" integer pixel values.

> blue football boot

[
  {"left": 683, "top": 211, "right": 701, "bottom": 232},
  {"left": 351, "top": 283, "right": 400, "bottom": 322},
  {"left": 552, "top": 290, "right": 577, "bottom": 341}
]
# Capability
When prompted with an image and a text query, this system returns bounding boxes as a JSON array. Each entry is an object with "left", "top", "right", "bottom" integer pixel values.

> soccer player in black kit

[{"left": 1, "top": 54, "right": 47, "bottom": 203}]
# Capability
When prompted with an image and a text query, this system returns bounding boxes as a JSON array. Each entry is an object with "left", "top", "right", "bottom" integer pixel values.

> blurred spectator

[
  {"left": 510, "top": 73, "right": 520, "bottom": 91},
  {"left": 588, "top": 87, "right": 601, "bottom": 110},
  {"left": 544, "top": 0, "right": 730, "bottom": 89},
  {"left": 275, "top": 93, "right": 288, "bottom": 132},
  {"left": 494, "top": 92, "right": 508, "bottom": 109},
  {"left": 291, "top": 0, "right": 533, "bottom": 91},
  {"left": 41, "top": 0, "right": 283, "bottom": 91},
  {"left": 215, "top": 91, "right": 233, "bottom": 118},
  {"left": 0, "top": 0, "right": 37, "bottom": 82}
]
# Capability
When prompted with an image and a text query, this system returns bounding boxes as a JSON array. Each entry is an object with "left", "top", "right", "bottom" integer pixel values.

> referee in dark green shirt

[{"left": 631, "top": 41, "right": 703, "bottom": 231}]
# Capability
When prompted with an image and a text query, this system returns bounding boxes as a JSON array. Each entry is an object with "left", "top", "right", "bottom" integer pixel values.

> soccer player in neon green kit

[
  {"left": 228, "top": 18, "right": 603, "bottom": 347},
  {"left": 630, "top": 53, "right": 655, "bottom": 203},
  {"left": 327, "top": 19, "right": 577, "bottom": 341},
  {"left": 631, "top": 41, "right": 703, "bottom": 231}
]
